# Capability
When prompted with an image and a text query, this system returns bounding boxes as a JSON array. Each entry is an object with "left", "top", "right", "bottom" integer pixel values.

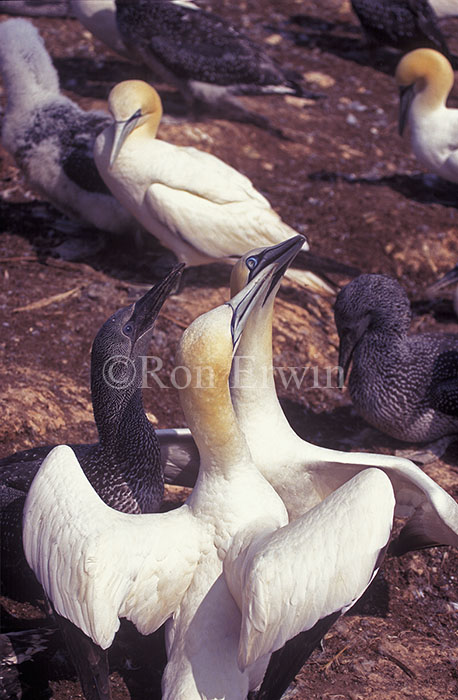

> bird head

[
  {"left": 107, "top": 80, "right": 163, "bottom": 166},
  {"left": 395, "top": 48, "right": 454, "bottom": 135}
]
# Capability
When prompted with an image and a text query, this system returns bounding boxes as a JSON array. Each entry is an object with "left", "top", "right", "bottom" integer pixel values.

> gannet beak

[
  {"left": 129, "top": 263, "right": 184, "bottom": 346},
  {"left": 427, "top": 264, "right": 458, "bottom": 293},
  {"left": 337, "top": 330, "right": 356, "bottom": 384},
  {"left": 109, "top": 109, "right": 142, "bottom": 167},
  {"left": 398, "top": 84, "right": 415, "bottom": 136},
  {"left": 336, "top": 313, "right": 370, "bottom": 385},
  {"left": 228, "top": 235, "right": 304, "bottom": 348}
]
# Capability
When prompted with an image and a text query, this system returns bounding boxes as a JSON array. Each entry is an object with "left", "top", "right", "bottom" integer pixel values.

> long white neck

[{"left": 230, "top": 299, "right": 302, "bottom": 461}]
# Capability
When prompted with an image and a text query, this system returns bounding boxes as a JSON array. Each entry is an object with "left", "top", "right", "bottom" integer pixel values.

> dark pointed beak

[
  {"left": 398, "top": 84, "right": 415, "bottom": 136},
  {"left": 427, "top": 264, "right": 458, "bottom": 293},
  {"left": 131, "top": 264, "right": 184, "bottom": 345},
  {"left": 247, "top": 234, "right": 306, "bottom": 299},
  {"left": 337, "top": 329, "right": 357, "bottom": 385},
  {"left": 229, "top": 235, "right": 304, "bottom": 347}
]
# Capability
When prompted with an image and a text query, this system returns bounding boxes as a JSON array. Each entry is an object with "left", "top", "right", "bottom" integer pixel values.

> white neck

[{"left": 230, "top": 300, "right": 303, "bottom": 463}]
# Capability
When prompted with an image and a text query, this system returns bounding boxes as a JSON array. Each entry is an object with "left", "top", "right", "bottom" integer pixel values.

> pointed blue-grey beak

[
  {"left": 109, "top": 109, "right": 142, "bottom": 167},
  {"left": 227, "top": 235, "right": 304, "bottom": 348}
]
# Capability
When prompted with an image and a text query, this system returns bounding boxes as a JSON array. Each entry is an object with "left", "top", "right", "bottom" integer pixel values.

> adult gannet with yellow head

[
  {"left": 396, "top": 48, "right": 458, "bottom": 184},
  {"left": 23, "top": 235, "right": 394, "bottom": 699},
  {"left": 94, "top": 79, "right": 349, "bottom": 294}
]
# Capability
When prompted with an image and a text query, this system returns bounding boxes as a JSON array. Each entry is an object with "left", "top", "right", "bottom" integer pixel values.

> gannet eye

[
  {"left": 123, "top": 323, "right": 133, "bottom": 335},
  {"left": 246, "top": 256, "right": 258, "bottom": 270}
]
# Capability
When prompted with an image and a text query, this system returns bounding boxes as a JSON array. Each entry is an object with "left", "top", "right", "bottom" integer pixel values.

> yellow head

[
  {"left": 395, "top": 49, "right": 454, "bottom": 105},
  {"left": 107, "top": 80, "right": 163, "bottom": 165}
]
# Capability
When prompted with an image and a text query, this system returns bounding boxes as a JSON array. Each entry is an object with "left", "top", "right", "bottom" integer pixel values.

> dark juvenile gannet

[
  {"left": 1, "top": 265, "right": 183, "bottom": 700},
  {"left": 396, "top": 48, "right": 458, "bottom": 184},
  {"left": 22, "top": 245, "right": 396, "bottom": 699},
  {"left": 335, "top": 274, "right": 458, "bottom": 443},
  {"left": 95, "top": 80, "right": 344, "bottom": 294},
  {"left": 113, "top": 0, "right": 321, "bottom": 130},
  {"left": 427, "top": 262, "right": 458, "bottom": 317},
  {"left": 0, "top": 18, "right": 137, "bottom": 235},
  {"left": 350, "top": 0, "right": 452, "bottom": 59}
]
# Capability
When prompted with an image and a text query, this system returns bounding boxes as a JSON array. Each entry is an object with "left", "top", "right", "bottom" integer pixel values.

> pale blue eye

[{"left": 246, "top": 256, "right": 257, "bottom": 270}]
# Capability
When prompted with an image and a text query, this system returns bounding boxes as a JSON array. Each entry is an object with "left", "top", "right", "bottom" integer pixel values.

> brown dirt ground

[{"left": 0, "top": 1, "right": 457, "bottom": 699}]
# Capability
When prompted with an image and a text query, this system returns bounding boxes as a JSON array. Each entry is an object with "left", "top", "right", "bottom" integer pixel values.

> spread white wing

[
  {"left": 23, "top": 445, "right": 202, "bottom": 649},
  {"left": 302, "top": 445, "right": 458, "bottom": 551},
  {"left": 224, "top": 468, "right": 395, "bottom": 670}
]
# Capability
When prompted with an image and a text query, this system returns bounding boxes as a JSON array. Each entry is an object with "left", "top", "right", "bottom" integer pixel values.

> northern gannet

[
  {"left": 427, "top": 262, "right": 458, "bottom": 317},
  {"left": 0, "top": 18, "right": 137, "bottom": 236},
  {"left": 112, "top": 0, "right": 321, "bottom": 131},
  {"left": 350, "top": 0, "right": 452, "bottom": 59},
  {"left": 71, "top": 0, "right": 131, "bottom": 59},
  {"left": 1, "top": 265, "right": 183, "bottom": 700},
  {"left": 227, "top": 242, "right": 458, "bottom": 698},
  {"left": 335, "top": 274, "right": 458, "bottom": 441},
  {"left": 23, "top": 244, "right": 396, "bottom": 699},
  {"left": 396, "top": 48, "right": 458, "bottom": 184},
  {"left": 95, "top": 80, "right": 342, "bottom": 294}
]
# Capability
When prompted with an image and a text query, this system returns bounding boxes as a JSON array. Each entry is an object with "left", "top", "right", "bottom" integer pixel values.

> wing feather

[
  {"left": 224, "top": 468, "right": 395, "bottom": 670},
  {"left": 23, "top": 445, "right": 201, "bottom": 649}
]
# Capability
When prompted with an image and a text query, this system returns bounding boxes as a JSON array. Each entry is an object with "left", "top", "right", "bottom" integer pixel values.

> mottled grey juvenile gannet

[
  {"left": 335, "top": 274, "right": 458, "bottom": 445},
  {"left": 95, "top": 79, "right": 349, "bottom": 294},
  {"left": 113, "top": 0, "right": 321, "bottom": 131},
  {"left": 0, "top": 18, "right": 137, "bottom": 236},
  {"left": 1, "top": 265, "right": 183, "bottom": 700},
  {"left": 350, "top": 0, "right": 452, "bottom": 60},
  {"left": 23, "top": 246, "right": 396, "bottom": 699},
  {"left": 396, "top": 48, "right": 458, "bottom": 184}
]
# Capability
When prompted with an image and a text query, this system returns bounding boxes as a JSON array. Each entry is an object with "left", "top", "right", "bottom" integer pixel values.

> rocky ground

[{"left": 0, "top": 1, "right": 457, "bottom": 699}]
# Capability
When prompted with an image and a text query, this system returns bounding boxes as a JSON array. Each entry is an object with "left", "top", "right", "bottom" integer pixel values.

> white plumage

[
  {"left": 71, "top": 0, "right": 132, "bottom": 58},
  {"left": 94, "top": 79, "right": 331, "bottom": 292},
  {"left": 396, "top": 48, "right": 458, "bottom": 184},
  {"left": 229, "top": 247, "right": 458, "bottom": 548},
  {"left": 429, "top": 0, "right": 458, "bottom": 18},
  {"left": 23, "top": 243, "right": 395, "bottom": 698},
  {"left": 0, "top": 18, "right": 138, "bottom": 236}
]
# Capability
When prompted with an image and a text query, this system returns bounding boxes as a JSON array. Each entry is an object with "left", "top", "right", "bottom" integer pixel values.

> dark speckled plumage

[
  {"left": 114, "top": 0, "right": 320, "bottom": 132},
  {"left": 351, "top": 0, "right": 452, "bottom": 59},
  {"left": 334, "top": 274, "right": 458, "bottom": 443},
  {"left": 116, "top": 0, "right": 301, "bottom": 92}
]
